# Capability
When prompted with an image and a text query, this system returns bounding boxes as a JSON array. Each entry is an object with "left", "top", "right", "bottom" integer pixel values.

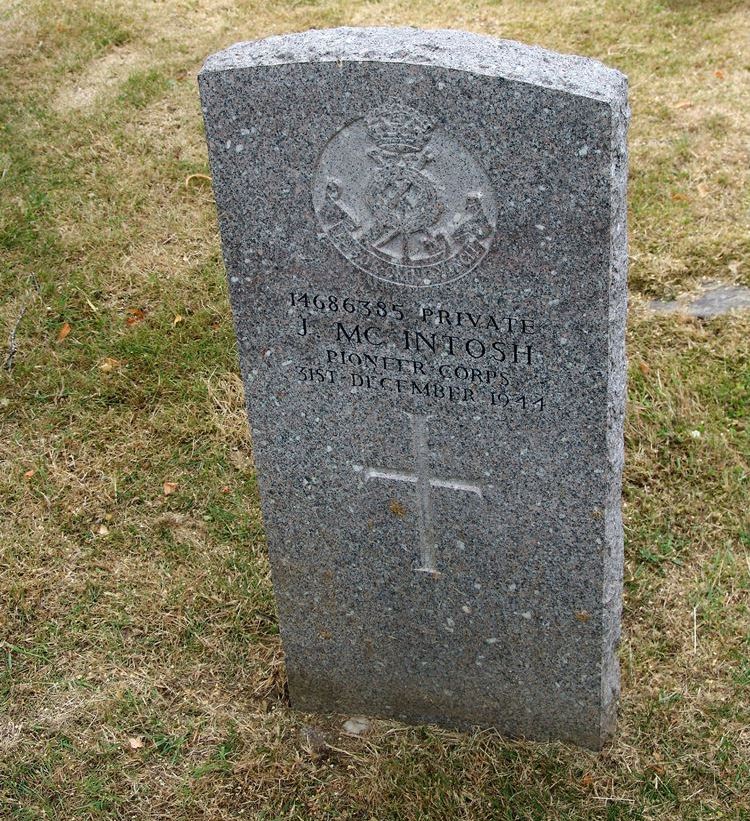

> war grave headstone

[{"left": 199, "top": 27, "right": 628, "bottom": 749}]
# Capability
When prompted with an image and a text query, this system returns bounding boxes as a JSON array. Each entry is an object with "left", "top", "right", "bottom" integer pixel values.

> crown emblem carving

[
  {"left": 313, "top": 102, "right": 496, "bottom": 287},
  {"left": 365, "top": 103, "right": 436, "bottom": 154}
]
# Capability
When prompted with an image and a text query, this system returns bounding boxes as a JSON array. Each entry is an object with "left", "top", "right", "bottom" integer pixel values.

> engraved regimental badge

[{"left": 312, "top": 103, "right": 497, "bottom": 287}]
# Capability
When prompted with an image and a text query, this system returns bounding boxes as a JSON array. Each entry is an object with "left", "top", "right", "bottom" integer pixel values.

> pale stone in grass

[
  {"left": 342, "top": 716, "right": 371, "bottom": 736},
  {"left": 648, "top": 279, "right": 750, "bottom": 318},
  {"left": 199, "top": 27, "right": 628, "bottom": 749}
]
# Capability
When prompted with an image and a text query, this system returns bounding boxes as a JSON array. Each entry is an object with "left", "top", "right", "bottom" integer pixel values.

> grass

[{"left": 1, "top": 0, "right": 749, "bottom": 818}]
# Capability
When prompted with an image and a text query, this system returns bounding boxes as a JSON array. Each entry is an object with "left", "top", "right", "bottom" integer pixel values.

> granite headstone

[{"left": 199, "top": 27, "right": 628, "bottom": 749}]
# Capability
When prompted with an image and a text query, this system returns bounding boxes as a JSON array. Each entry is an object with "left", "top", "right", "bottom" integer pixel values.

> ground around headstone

[{"left": 2, "top": 1, "right": 749, "bottom": 816}]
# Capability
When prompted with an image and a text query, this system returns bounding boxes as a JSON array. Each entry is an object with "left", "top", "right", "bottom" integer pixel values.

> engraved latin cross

[{"left": 359, "top": 413, "right": 482, "bottom": 575}]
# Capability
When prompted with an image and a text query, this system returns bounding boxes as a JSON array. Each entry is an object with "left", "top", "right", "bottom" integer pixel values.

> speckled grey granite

[{"left": 199, "top": 27, "right": 628, "bottom": 749}]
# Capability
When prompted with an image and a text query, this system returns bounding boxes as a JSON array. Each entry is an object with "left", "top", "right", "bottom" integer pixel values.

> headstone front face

[{"left": 199, "top": 27, "right": 628, "bottom": 749}]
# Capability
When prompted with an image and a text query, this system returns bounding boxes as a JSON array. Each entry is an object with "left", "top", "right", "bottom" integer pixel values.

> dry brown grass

[{"left": 1, "top": 0, "right": 749, "bottom": 818}]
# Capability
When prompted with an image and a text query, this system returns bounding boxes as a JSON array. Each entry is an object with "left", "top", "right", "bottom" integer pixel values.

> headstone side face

[
  {"left": 199, "top": 27, "right": 628, "bottom": 749},
  {"left": 601, "top": 79, "right": 629, "bottom": 742}
]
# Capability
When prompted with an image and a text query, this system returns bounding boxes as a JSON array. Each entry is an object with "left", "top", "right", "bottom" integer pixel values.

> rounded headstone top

[{"left": 200, "top": 26, "right": 627, "bottom": 104}]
